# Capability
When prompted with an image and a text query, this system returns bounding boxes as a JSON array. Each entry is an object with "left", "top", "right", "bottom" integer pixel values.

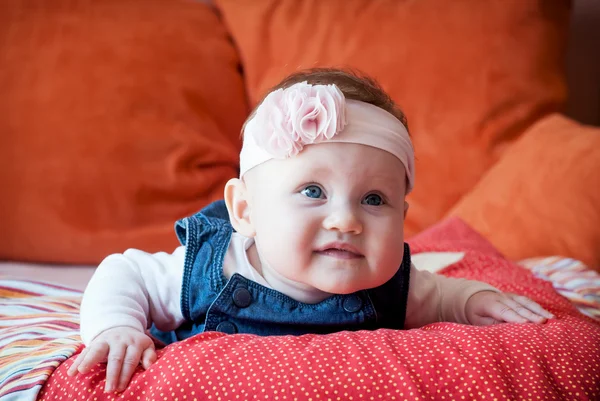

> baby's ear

[
  {"left": 404, "top": 201, "right": 409, "bottom": 219},
  {"left": 224, "top": 178, "right": 256, "bottom": 237}
]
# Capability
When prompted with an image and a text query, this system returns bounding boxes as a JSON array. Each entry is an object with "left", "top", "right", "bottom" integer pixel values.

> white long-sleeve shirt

[{"left": 80, "top": 233, "right": 498, "bottom": 344}]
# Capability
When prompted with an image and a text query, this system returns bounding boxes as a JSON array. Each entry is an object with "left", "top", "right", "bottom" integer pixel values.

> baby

[{"left": 68, "top": 68, "right": 553, "bottom": 393}]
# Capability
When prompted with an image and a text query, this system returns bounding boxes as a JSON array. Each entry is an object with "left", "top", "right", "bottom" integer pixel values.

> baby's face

[{"left": 244, "top": 142, "right": 408, "bottom": 295}]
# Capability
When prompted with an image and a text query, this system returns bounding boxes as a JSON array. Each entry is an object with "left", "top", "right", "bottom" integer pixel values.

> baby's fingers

[
  {"left": 141, "top": 347, "right": 157, "bottom": 370},
  {"left": 486, "top": 301, "right": 529, "bottom": 324},
  {"left": 115, "top": 345, "right": 145, "bottom": 392},
  {"left": 67, "top": 348, "right": 89, "bottom": 376},
  {"left": 508, "top": 294, "right": 554, "bottom": 320},
  {"left": 70, "top": 342, "right": 110, "bottom": 375},
  {"left": 104, "top": 344, "right": 127, "bottom": 393},
  {"left": 501, "top": 298, "right": 547, "bottom": 323}
]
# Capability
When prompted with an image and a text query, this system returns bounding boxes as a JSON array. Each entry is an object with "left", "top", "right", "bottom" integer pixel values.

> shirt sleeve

[
  {"left": 79, "top": 246, "right": 186, "bottom": 345},
  {"left": 404, "top": 263, "right": 500, "bottom": 329}
]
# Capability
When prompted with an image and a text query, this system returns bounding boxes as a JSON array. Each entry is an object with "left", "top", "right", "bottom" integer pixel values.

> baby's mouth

[
  {"left": 315, "top": 243, "right": 364, "bottom": 260},
  {"left": 316, "top": 249, "right": 363, "bottom": 259}
]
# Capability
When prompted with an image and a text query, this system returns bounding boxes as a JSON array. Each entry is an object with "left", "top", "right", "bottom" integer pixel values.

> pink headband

[{"left": 240, "top": 82, "right": 415, "bottom": 193}]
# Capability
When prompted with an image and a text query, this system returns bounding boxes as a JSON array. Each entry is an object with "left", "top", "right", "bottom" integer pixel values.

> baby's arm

[
  {"left": 67, "top": 246, "right": 186, "bottom": 392},
  {"left": 405, "top": 265, "right": 553, "bottom": 328}
]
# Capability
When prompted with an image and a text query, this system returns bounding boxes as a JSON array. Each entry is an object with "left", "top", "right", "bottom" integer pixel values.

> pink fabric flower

[{"left": 252, "top": 82, "right": 346, "bottom": 158}]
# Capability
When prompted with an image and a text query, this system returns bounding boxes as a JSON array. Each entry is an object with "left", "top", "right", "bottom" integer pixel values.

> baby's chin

[
  {"left": 315, "top": 280, "right": 377, "bottom": 295},
  {"left": 318, "top": 270, "right": 400, "bottom": 295}
]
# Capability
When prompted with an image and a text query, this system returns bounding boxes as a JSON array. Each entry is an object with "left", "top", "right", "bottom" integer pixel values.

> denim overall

[{"left": 151, "top": 200, "right": 412, "bottom": 344}]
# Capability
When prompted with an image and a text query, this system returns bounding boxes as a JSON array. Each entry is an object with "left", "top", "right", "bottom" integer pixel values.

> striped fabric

[
  {"left": 519, "top": 257, "right": 600, "bottom": 321},
  {"left": 0, "top": 279, "right": 82, "bottom": 401}
]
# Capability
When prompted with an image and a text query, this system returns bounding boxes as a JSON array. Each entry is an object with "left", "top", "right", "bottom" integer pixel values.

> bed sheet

[
  {"left": 0, "top": 280, "right": 81, "bottom": 400},
  {"left": 0, "top": 258, "right": 598, "bottom": 400}
]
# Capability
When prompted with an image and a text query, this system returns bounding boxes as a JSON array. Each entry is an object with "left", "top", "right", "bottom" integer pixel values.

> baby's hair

[{"left": 242, "top": 67, "right": 408, "bottom": 136}]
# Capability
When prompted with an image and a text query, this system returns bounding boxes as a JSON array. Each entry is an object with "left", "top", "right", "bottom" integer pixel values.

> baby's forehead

[
  {"left": 301, "top": 142, "right": 407, "bottom": 173},
  {"left": 257, "top": 144, "right": 408, "bottom": 186},
  {"left": 302, "top": 160, "right": 405, "bottom": 180}
]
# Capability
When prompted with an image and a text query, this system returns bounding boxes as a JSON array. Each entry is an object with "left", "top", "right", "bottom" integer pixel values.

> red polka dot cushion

[{"left": 39, "top": 218, "right": 600, "bottom": 400}]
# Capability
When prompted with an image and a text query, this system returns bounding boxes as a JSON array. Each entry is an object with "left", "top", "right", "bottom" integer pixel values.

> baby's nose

[{"left": 322, "top": 205, "right": 363, "bottom": 234}]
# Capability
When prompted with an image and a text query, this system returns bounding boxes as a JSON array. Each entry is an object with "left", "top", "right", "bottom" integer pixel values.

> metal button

[
  {"left": 216, "top": 321, "right": 238, "bottom": 334},
  {"left": 232, "top": 287, "right": 252, "bottom": 308},
  {"left": 343, "top": 295, "right": 363, "bottom": 313}
]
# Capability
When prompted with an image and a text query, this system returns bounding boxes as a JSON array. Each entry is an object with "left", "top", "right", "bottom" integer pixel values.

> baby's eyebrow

[{"left": 367, "top": 173, "right": 406, "bottom": 188}]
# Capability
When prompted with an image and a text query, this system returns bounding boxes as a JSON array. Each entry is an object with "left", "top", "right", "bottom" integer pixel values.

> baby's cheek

[
  {"left": 262, "top": 228, "right": 305, "bottom": 265},
  {"left": 372, "top": 228, "right": 403, "bottom": 258},
  {"left": 379, "top": 244, "right": 405, "bottom": 276}
]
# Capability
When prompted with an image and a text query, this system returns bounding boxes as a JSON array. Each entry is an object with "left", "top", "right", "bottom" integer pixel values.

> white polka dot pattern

[{"left": 38, "top": 218, "right": 600, "bottom": 400}]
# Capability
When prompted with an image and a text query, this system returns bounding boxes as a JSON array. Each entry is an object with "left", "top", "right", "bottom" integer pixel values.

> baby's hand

[
  {"left": 465, "top": 291, "right": 554, "bottom": 326},
  {"left": 67, "top": 326, "right": 157, "bottom": 393}
]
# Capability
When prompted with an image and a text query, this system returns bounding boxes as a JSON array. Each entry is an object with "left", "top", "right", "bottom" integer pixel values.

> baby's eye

[
  {"left": 301, "top": 185, "right": 323, "bottom": 199},
  {"left": 363, "top": 193, "right": 384, "bottom": 206}
]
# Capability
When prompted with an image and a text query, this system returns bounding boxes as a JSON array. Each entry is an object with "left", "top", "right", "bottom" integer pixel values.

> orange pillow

[
  {"left": 0, "top": 1, "right": 246, "bottom": 264},
  {"left": 449, "top": 113, "right": 600, "bottom": 270},
  {"left": 213, "top": 0, "right": 570, "bottom": 237}
]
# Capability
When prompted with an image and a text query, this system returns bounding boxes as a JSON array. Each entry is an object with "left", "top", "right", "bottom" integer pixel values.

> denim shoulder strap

[{"left": 174, "top": 200, "right": 233, "bottom": 320}]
